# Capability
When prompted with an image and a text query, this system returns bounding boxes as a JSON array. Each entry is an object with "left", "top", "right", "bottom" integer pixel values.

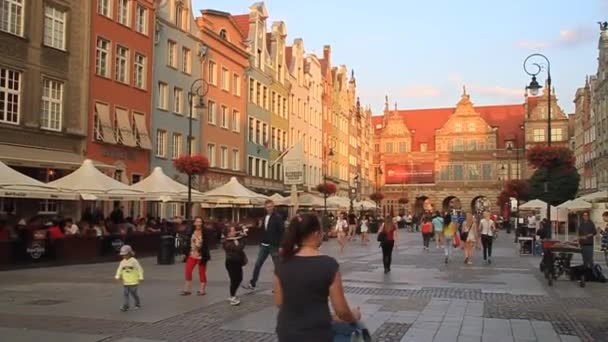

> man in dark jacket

[
  {"left": 243, "top": 199, "right": 284, "bottom": 290},
  {"left": 578, "top": 211, "right": 597, "bottom": 269}
]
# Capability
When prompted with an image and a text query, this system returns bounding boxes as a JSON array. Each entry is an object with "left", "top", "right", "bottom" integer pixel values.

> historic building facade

[
  {"left": 0, "top": 0, "right": 92, "bottom": 217},
  {"left": 304, "top": 51, "right": 324, "bottom": 192},
  {"left": 320, "top": 46, "right": 335, "bottom": 188},
  {"left": 331, "top": 65, "right": 352, "bottom": 196},
  {"left": 86, "top": 0, "right": 155, "bottom": 213},
  {"left": 151, "top": 0, "right": 203, "bottom": 217},
  {"left": 197, "top": 10, "right": 248, "bottom": 191},
  {"left": 373, "top": 91, "right": 525, "bottom": 216},
  {"left": 590, "top": 26, "right": 608, "bottom": 192},
  {"left": 573, "top": 79, "right": 596, "bottom": 195}
]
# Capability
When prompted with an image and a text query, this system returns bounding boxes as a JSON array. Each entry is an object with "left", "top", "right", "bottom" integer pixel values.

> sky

[{"left": 191, "top": 0, "right": 606, "bottom": 114}]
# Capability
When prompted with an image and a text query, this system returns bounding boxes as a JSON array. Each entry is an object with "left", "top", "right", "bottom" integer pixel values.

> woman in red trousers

[{"left": 181, "top": 217, "right": 208, "bottom": 296}]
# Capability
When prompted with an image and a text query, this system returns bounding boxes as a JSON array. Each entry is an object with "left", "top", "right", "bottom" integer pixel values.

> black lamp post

[
  {"left": 350, "top": 175, "right": 359, "bottom": 214},
  {"left": 524, "top": 53, "right": 552, "bottom": 225},
  {"left": 375, "top": 166, "right": 382, "bottom": 216},
  {"left": 186, "top": 78, "right": 208, "bottom": 222},
  {"left": 323, "top": 147, "right": 334, "bottom": 219}
]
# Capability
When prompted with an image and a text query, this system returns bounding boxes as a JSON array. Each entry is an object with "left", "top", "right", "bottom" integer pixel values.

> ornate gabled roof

[{"left": 382, "top": 100, "right": 410, "bottom": 137}]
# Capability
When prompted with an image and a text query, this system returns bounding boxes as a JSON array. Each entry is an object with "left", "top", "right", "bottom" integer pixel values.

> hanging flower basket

[
  {"left": 398, "top": 197, "right": 409, "bottom": 205},
  {"left": 526, "top": 145, "right": 575, "bottom": 170},
  {"left": 316, "top": 182, "right": 337, "bottom": 196},
  {"left": 496, "top": 179, "right": 530, "bottom": 207},
  {"left": 370, "top": 192, "right": 384, "bottom": 203},
  {"left": 173, "top": 155, "right": 209, "bottom": 175}
]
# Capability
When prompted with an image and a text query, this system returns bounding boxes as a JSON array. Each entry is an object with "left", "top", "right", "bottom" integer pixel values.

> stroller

[{"left": 539, "top": 240, "right": 583, "bottom": 287}]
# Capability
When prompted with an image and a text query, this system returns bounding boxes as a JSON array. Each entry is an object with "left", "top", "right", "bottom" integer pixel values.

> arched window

[{"left": 219, "top": 29, "right": 227, "bottom": 40}]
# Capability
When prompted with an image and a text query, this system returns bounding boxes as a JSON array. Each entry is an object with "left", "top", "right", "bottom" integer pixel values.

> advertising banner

[{"left": 385, "top": 163, "right": 434, "bottom": 184}]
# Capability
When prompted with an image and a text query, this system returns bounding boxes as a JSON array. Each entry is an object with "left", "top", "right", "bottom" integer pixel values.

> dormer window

[
  {"left": 219, "top": 29, "right": 227, "bottom": 40},
  {"left": 505, "top": 141, "right": 515, "bottom": 150}
]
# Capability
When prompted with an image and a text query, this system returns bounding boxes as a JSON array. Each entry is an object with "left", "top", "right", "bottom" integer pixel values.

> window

[
  {"left": 232, "top": 109, "right": 240, "bottom": 132},
  {"left": 467, "top": 140, "right": 477, "bottom": 151},
  {"left": 468, "top": 164, "right": 480, "bottom": 181},
  {"left": 482, "top": 164, "right": 492, "bottom": 180},
  {"left": 255, "top": 120, "right": 260, "bottom": 143},
  {"left": 208, "top": 61, "right": 217, "bottom": 85},
  {"left": 455, "top": 122, "right": 463, "bottom": 132},
  {"left": 115, "top": 46, "right": 129, "bottom": 83},
  {"left": 249, "top": 78, "right": 255, "bottom": 103},
  {"left": 261, "top": 160, "right": 267, "bottom": 178},
  {"left": 182, "top": 47, "right": 191, "bottom": 74},
  {"left": 510, "top": 163, "right": 519, "bottom": 180},
  {"left": 173, "top": 87, "right": 183, "bottom": 114},
  {"left": 0, "top": 68, "right": 20, "bottom": 124},
  {"left": 398, "top": 141, "right": 407, "bottom": 153},
  {"left": 248, "top": 156, "right": 253, "bottom": 175},
  {"left": 97, "top": 0, "right": 111, "bottom": 18},
  {"left": 248, "top": 117, "right": 254, "bottom": 142},
  {"left": 454, "top": 139, "right": 464, "bottom": 151},
  {"left": 263, "top": 86, "right": 268, "bottom": 109},
  {"left": 453, "top": 165, "right": 464, "bottom": 180},
  {"left": 40, "top": 79, "right": 63, "bottom": 131},
  {"left": 533, "top": 128, "right": 545, "bottom": 142},
  {"left": 498, "top": 163, "right": 508, "bottom": 180},
  {"left": 439, "top": 165, "right": 450, "bottom": 181},
  {"left": 39, "top": 200, "right": 58, "bottom": 214},
  {"left": 117, "top": 0, "right": 130, "bottom": 26},
  {"left": 133, "top": 53, "right": 146, "bottom": 89},
  {"left": 172, "top": 133, "right": 182, "bottom": 159},
  {"left": 167, "top": 40, "right": 177, "bottom": 68},
  {"left": 158, "top": 82, "right": 168, "bottom": 109},
  {"left": 467, "top": 122, "right": 475, "bottom": 132},
  {"left": 219, "top": 29, "right": 227, "bottom": 40},
  {"left": 221, "top": 68, "right": 229, "bottom": 91},
  {"left": 135, "top": 4, "right": 147, "bottom": 34},
  {"left": 420, "top": 143, "right": 428, "bottom": 152},
  {"left": 95, "top": 38, "right": 111, "bottom": 77},
  {"left": 551, "top": 128, "right": 563, "bottom": 141},
  {"left": 207, "top": 100, "right": 216, "bottom": 124},
  {"left": 220, "top": 106, "right": 228, "bottom": 128},
  {"left": 220, "top": 146, "right": 228, "bottom": 168},
  {"left": 256, "top": 82, "right": 261, "bottom": 104},
  {"left": 0, "top": 0, "right": 24, "bottom": 36},
  {"left": 233, "top": 74, "right": 241, "bottom": 96},
  {"left": 207, "top": 143, "right": 216, "bottom": 167},
  {"left": 232, "top": 149, "right": 239, "bottom": 171},
  {"left": 156, "top": 130, "right": 167, "bottom": 157},
  {"left": 262, "top": 123, "right": 268, "bottom": 145},
  {"left": 43, "top": 5, "right": 66, "bottom": 50},
  {"left": 174, "top": 2, "right": 182, "bottom": 27},
  {"left": 385, "top": 142, "right": 393, "bottom": 153}
]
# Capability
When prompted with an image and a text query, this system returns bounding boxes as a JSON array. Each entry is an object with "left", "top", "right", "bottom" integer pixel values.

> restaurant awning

[
  {"left": 0, "top": 144, "right": 114, "bottom": 170},
  {"left": 95, "top": 103, "right": 117, "bottom": 144},
  {"left": 129, "top": 166, "right": 205, "bottom": 202},
  {"left": 199, "top": 177, "right": 268, "bottom": 205},
  {"left": 133, "top": 113, "right": 152, "bottom": 150},
  {"left": 0, "top": 161, "right": 76, "bottom": 200},
  {"left": 116, "top": 108, "right": 137, "bottom": 147}
]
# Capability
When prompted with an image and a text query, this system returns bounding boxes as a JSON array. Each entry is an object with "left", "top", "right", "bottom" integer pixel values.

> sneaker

[
  {"left": 120, "top": 306, "right": 129, "bottom": 312},
  {"left": 134, "top": 305, "right": 141, "bottom": 310},
  {"left": 230, "top": 297, "right": 241, "bottom": 306},
  {"left": 488, "top": 258, "right": 492, "bottom": 265},
  {"left": 444, "top": 257, "right": 449, "bottom": 264},
  {"left": 241, "top": 283, "right": 255, "bottom": 290}
]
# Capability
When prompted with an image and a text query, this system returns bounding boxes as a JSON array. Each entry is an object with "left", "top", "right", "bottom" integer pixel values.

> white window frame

[
  {"left": 43, "top": 5, "right": 67, "bottom": 50},
  {"left": 220, "top": 146, "right": 228, "bottom": 169},
  {"left": 207, "top": 100, "right": 216, "bottom": 125},
  {"left": 551, "top": 128, "right": 563, "bottom": 142},
  {"left": 167, "top": 40, "right": 177, "bottom": 68},
  {"left": 172, "top": 133, "right": 182, "bottom": 159},
  {"left": 0, "top": 0, "right": 24, "bottom": 36},
  {"left": 40, "top": 78, "right": 63, "bottom": 131},
  {"left": 39, "top": 200, "right": 58, "bottom": 215},
  {"left": 173, "top": 87, "right": 183, "bottom": 114},
  {"left": 0, "top": 68, "right": 21, "bottom": 125},
  {"left": 117, "top": 0, "right": 130, "bottom": 27},
  {"left": 156, "top": 129, "right": 167, "bottom": 158},
  {"left": 232, "top": 148, "right": 239, "bottom": 171},
  {"left": 207, "top": 143, "right": 216, "bottom": 167},
  {"left": 232, "top": 109, "right": 240, "bottom": 132},
  {"left": 133, "top": 53, "right": 146, "bottom": 89},
  {"left": 208, "top": 61, "right": 217, "bottom": 86},
  {"left": 95, "top": 37, "right": 111, "bottom": 77},
  {"left": 135, "top": 3, "right": 147, "bottom": 34},
  {"left": 233, "top": 73, "right": 241, "bottom": 96},
  {"left": 220, "top": 105, "right": 228, "bottom": 128},
  {"left": 97, "top": 0, "right": 112, "bottom": 18},
  {"left": 221, "top": 67, "right": 229, "bottom": 91},
  {"left": 182, "top": 47, "right": 191, "bottom": 74},
  {"left": 533, "top": 128, "right": 545, "bottom": 142},
  {"left": 158, "top": 82, "right": 168, "bottom": 110},
  {"left": 115, "top": 45, "right": 129, "bottom": 83}
]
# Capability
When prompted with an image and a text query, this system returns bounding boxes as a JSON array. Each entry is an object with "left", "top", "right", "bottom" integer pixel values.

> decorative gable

[
  {"left": 382, "top": 110, "right": 410, "bottom": 137},
  {"left": 437, "top": 88, "right": 492, "bottom": 135}
]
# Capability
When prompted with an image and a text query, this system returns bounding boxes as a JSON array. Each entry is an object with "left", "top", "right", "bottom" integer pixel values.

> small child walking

[
  {"left": 222, "top": 226, "right": 247, "bottom": 306},
  {"left": 114, "top": 245, "right": 144, "bottom": 312}
]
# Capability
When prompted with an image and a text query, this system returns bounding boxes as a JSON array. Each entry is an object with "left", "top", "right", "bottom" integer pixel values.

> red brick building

[{"left": 86, "top": 0, "right": 155, "bottom": 197}]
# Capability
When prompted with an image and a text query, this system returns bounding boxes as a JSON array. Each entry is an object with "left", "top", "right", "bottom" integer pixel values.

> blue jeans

[
  {"left": 250, "top": 244, "right": 279, "bottom": 287},
  {"left": 123, "top": 285, "right": 140, "bottom": 308},
  {"left": 332, "top": 322, "right": 366, "bottom": 342}
]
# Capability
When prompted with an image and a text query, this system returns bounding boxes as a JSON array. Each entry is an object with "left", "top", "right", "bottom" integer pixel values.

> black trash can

[{"left": 157, "top": 235, "right": 175, "bottom": 265}]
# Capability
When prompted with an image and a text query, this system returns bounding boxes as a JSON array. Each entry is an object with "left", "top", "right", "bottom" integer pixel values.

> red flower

[
  {"left": 173, "top": 155, "right": 209, "bottom": 175},
  {"left": 316, "top": 182, "right": 337, "bottom": 196},
  {"left": 526, "top": 145, "right": 575, "bottom": 170},
  {"left": 496, "top": 180, "right": 530, "bottom": 207},
  {"left": 370, "top": 192, "right": 384, "bottom": 203}
]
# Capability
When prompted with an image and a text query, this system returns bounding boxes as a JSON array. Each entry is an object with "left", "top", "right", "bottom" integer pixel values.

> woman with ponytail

[{"left": 274, "top": 214, "right": 364, "bottom": 342}]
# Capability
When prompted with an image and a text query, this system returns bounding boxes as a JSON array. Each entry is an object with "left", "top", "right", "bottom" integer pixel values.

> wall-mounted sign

[{"left": 26, "top": 242, "right": 46, "bottom": 260}]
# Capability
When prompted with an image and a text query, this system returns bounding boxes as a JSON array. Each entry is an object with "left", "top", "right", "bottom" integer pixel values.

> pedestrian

[
  {"left": 443, "top": 219, "right": 457, "bottom": 264},
  {"left": 378, "top": 216, "right": 398, "bottom": 273},
  {"left": 421, "top": 217, "right": 433, "bottom": 250},
  {"left": 274, "top": 214, "right": 362, "bottom": 342},
  {"left": 114, "top": 245, "right": 143, "bottom": 312},
  {"left": 601, "top": 211, "right": 608, "bottom": 266},
  {"left": 578, "top": 211, "right": 597, "bottom": 273},
  {"left": 243, "top": 199, "right": 284, "bottom": 291},
  {"left": 347, "top": 212, "right": 357, "bottom": 241},
  {"left": 479, "top": 211, "right": 496, "bottom": 264},
  {"left": 110, "top": 205, "right": 125, "bottom": 225},
  {"left": 181, "top": 217, "right": 209, "bottom": 296},
  {"left": 223, "top": 225, "right": 247, "bottom": 306},
  {"left": 405, "top": 213, "right": 413, "bottom": 232},
  {"left": 462, "top": 213, "right": 479, "bottom": 265},
  {"left": 432, "top": 211, "right": 444, "bottom": 249},
  {"left": 360, "top": 215, "right": 370, "bottom": 244},
  {"left": 335, "top": 212, "right": 348, "bottom": 253}
]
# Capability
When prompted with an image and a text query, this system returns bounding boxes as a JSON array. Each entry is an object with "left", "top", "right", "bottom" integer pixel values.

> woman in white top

[
  {"left": 479, "top": 211, "right": 496, "bottom": 264},
  {"left": 462, "top": 213, "right": 479, "bottom": 265},
  {"left": 360, "top": 216, "right": 369, "bottom": 244},
  {"left": 335, "top": 212, "right": 348, "bottom": 253}
]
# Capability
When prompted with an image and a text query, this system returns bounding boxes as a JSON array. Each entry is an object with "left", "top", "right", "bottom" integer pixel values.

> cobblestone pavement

[{"left": 0, "top": 232, "right": 607, "bottom": 341}]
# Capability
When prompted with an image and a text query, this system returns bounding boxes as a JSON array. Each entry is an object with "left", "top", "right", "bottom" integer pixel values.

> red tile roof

[
  {"left": 372, "top": 103, "right": 525, "bottom": 151},
  {"left": 233, "top": 14, "right": 249, "bottom": 37}
]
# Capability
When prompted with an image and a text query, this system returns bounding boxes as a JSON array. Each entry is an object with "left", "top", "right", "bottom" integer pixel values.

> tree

[
  {"left": 528, "top": 168, "right": 580, "bottom": 206},
  {"left": 497, "top": 180, "right": 530, "bottom": 208}
]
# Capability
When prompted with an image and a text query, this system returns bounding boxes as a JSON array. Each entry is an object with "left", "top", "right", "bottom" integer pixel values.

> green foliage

[{"left": 528, "top": 167, "right": 580, "bottom": 206}]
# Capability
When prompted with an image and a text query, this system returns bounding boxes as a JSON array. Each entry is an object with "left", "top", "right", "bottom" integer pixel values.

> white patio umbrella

[
  {"left": 354, "top": 200, "right": 377, "bottom": 210},
  {"left": 199, "top": 176, "right": 268, "bottom": 205},
  {"left": 578, "top": 191, "right": 608, "bottom": 202},
  {"left": 47, "top": 159, "right": 146, "bottom": 200},
  {"left": 557, "top": 198, "right": 591, "bottom": 212},
  {"left": 0, "top": 161, "right": 76, "bottom": 200},
  {"left": 519, "top": 199, "right": 548, "bottom": 211},
  {"left": 129, "top": 167, "right": 205, "bottom": 202},
  {"left": 270, "top": 193, "right": 291, "bottom": 206},
  {"left": 327, "top": 196, "right": 351, "bottom": 209},
  {"left": 298, "top": 193, "right": 326, "bottom": 207}
]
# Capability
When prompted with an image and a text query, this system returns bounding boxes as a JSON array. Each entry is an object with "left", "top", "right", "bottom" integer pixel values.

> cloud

[
  {"left": 399, "top": 85, "right": 441, "bottom": 98},
  {"left": 469, "top": 84, "right": 522, "bottom": 99},
  {"left": 516, "top": 26, "right": 595, "bottom": 50}
]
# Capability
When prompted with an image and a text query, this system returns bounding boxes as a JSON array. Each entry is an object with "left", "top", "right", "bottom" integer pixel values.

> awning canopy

[
  {"left": 95, "top": 103, "right": 117, "bottom": 144},
  {"left": 354, "top": 199, "right": 377, "bottom": 210},
  {"left": 519, "top": 199, "right": 548, "bottom": 210},
  {"left": 48, "top": 159, "right": 146, "bottom": 200},
  {"left": 0, "top": 144, "right": 113, "bottom": 170},
  {"left": 269, "top": 193, "right": 290, "bottom": 206},
  {"left": 199, "top": 177, "right": 268, "bottom": 205},
  {"left": 298, "top": 193, "right": 326, "bottom": 207},
  {"left": 578, "top": 191, "right": 608, "bottom": 203},
  {"left": 557, "top": 198, "right": 592, "bottom": 211},
  {"left": 130, "top": 167, "right": 204, "bottom": 202},
  {"left": 116, "top": 108, "right": 137, "bottom": 147},
  {"left": 0, "top": 161, "right": 76, "bottom": 200},
  {"left": 133, "top": 113, "right": 152, "bottom": 150},
  {"left": 327, "top": 196, "right": 351, "bottom": 209}
]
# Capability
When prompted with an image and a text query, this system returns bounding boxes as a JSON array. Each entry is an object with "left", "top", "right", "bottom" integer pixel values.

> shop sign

[{"left": 26, "top": 242, "right": 46, "bottom": 260}]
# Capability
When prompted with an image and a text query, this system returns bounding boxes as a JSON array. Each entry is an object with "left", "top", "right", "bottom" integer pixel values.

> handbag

[
  {"left": 453, "top": 231, "right": 461, "bottom": 248},
  {"left": 377, "top": 231, "right": 387, "bottom": 243}
]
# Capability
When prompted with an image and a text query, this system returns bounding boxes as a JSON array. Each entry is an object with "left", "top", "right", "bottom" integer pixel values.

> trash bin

[{"left": 157, "top": 235, "right": 175, "bottom": 265}]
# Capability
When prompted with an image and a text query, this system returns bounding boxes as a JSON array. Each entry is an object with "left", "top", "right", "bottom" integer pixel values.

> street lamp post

[
  {"left": 350, "top": 175, "right": 359, "bottom": 214},
  {"left": 524, "top": 53, "right": 552, "bottom": 225},
  {"left": 186, "top": 78, "right": 208, "bottom": 222},
  {"left": 323, "top": 148, "right": 334, "bottom": 219},
  {"left": 375, "top": 166, "right": 382, "bottom": 216}
]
